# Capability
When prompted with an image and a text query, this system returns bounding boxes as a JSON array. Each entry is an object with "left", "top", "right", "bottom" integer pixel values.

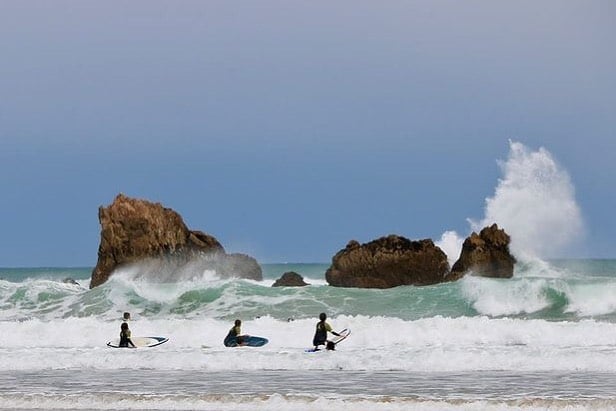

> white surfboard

[
  {"left": 106, "top": 336, "right": 169, "bottom": 348},
  {"left": 332, "top": 328, "right": 351, "bottom": 344}
]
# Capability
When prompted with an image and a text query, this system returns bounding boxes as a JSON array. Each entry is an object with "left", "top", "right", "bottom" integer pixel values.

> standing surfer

[
  {"left": 313, "top": 312, "right": 340, "bottom": 351},
  {"left": 119, "top": 322, "right": 136, "bottom": 348},
  {"left": 119, "top": 311, "right": 135, "bottom": 347}
]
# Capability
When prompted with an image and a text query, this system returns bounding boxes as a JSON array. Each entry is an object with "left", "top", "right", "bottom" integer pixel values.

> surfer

[
  {"left": 313, "top": 312, "right": 340, "bottom": 351},
  {"left": 122, "top": 312, "right": 130, "bottom": 322},
  {"left": 224, "top": 319, "right": 248, "bottom": 347},
  {"left": 119, "top": 322, "right": 136, "bottom": 348}
]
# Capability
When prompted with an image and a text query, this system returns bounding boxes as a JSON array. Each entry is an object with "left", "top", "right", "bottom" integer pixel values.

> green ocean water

[{"left": 1, "top": 260, "right": 615, "bottom": 322}]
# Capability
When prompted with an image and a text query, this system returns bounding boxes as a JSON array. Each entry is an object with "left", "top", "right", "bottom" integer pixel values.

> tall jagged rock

[
  {"left": 90, "top": 194, "right": 261, "bottom": 288},
  {"left": 325, "top": 235, "right": 450, "bottom": 288},
  {"left": 446, "top": 223, "right": 516, "bottom": 281}
]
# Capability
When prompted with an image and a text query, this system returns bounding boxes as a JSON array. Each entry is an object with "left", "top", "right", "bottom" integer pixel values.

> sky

[{"left": 0, "top": 1, "right": 614, "bottom": 266}]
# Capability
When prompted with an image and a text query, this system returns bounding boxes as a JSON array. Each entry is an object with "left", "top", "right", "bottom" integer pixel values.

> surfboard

[
  {"left": 106, "top": 336, "right": 169, "bottom": 348},
  {"left": 224, "top": 336, "right": 269, "bottom": 347},
  {"left": 332, "top": 328, "right": 351, "bottom": 344},
  {"left": 305, "top": 328, "right": 351, "bottom": 352}
]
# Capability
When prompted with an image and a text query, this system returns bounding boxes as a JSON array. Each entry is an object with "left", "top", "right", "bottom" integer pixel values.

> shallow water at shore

[{"left": 2, "top": 369, "right": 616, "bottom": 410}]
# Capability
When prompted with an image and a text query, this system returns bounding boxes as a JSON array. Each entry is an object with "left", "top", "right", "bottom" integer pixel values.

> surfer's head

[
  {"left": 235, "top": 319, "right": 241, "bottom": 327},
  {"left": 121, "top": 322, "right": 129, "bottom": 331},
  {"left": 123, "top": 312, "right": 130, "bottom": 320},
  {"left": 319, "top": 312, "right": 326, "bottom": 321}
]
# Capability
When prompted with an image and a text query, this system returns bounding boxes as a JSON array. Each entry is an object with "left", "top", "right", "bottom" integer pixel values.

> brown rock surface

[
  {"left": 325, "top": 235, "right": 450, "bottom": 288},
  {"left": 447, "top": 223, "right": 516, "bottom": 280},
  {"left": 90, "top": 194, "right": 261, "bottom": 288},
  {"left": 272, "top": 271, "right": 309, "bottom": 287}
]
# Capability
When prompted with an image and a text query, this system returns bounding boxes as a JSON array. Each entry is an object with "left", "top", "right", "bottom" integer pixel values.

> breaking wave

[{"left": 437, "top": 140, "right": 584, "bottom": 263}]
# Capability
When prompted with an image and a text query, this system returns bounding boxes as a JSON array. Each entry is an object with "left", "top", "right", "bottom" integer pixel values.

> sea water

[{"left": 1, "top": 261, "right": 616, "bottom": 410}]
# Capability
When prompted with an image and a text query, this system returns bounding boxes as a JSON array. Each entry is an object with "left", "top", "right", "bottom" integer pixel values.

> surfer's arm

[{"left": 325, "top": 322, "right": 340, "bottom": 336}]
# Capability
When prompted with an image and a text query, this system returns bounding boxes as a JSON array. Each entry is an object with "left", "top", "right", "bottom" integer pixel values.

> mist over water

[{"left": 437, "top": 141, "right": 584, "bottom": 263}]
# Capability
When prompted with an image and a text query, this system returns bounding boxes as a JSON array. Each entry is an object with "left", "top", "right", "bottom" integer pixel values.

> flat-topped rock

[{"left": 325, "top": 235, "right": 450, "bottom": 288}]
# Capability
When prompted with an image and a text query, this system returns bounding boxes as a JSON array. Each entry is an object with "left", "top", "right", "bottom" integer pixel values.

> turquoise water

[{"left": 1, "top": 260, "right": 615, "bottom": 322}]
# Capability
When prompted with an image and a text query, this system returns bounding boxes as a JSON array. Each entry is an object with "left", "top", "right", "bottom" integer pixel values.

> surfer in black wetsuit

[
  {"left": 224, "top": 319, "right": 247, "bottom": 347},
  {"left": 119, "top": 322, "right": 136, "bottom": 348},
  {"left": 313, "top": 312, "right": 340, "bottom": 351}
]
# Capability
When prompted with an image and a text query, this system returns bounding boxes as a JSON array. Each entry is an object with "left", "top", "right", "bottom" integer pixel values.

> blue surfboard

[{"left": 224, "top": 335, "right": 268, "bottom": 347}]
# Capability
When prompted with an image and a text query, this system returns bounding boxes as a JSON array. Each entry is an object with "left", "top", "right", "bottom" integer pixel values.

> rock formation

[
  {"left": 325, "top": 235, "right": 450, "bottom": 288},
  {"left": 446, "top": 223, "right": 516, "bottom": 281},
  {"left": 272, "top": 271, "right": 309, "bottom": 287},
  {"left": 90, "top": 194, "right": 262, "bottom": 288}
]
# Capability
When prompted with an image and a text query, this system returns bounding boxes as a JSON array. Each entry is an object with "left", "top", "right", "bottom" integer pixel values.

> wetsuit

[
  {"left": 119, "top": 329, "right": 135, "bottom": 348},
  {"left": 312, "top": 320, "right": 333, "bottom": 347},
  {"left": 224, "top": 325, "right": 243, "bottom": 347}
]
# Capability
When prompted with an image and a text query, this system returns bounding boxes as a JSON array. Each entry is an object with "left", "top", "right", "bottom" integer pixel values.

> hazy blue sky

[{"left": 1, "top": 1, "right": 614, "bottom": 265}]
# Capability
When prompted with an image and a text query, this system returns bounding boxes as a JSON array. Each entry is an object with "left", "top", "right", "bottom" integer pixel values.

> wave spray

[{"left": 438, "top": 141, "right": 583, "bottom": 261}]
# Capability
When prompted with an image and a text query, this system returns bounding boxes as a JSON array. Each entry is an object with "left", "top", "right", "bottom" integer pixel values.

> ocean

[{"left": 1, "top": 260, "right": 616, "bottom": 410}]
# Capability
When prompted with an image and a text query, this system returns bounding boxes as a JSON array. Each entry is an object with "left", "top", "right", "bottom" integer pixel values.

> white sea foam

[
  {"left": 2, "top": 315, "right": 616, "bottom": 373},
  {"left": 107, "top": 268, "right": 223, "bottom": 305},
  {"left": 435, "top": 230, "right": 464, "bottom": 266},
  {"left": 566, "top": 282, "right": 616, "bottom": 317},
  {"left": 460, "top": 276, "right": 553, "bottom": 316},
  {"left": 299, "top": 276, "right": 329, "bottom": 286}
]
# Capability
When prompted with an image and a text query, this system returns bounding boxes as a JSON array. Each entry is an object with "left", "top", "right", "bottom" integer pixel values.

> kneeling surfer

[
  {"left": 313, "top": 312, "right": 340, "bottom": 351},
  {"left": 224, "top": 319, "right": 248, "bottom": 347}
]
